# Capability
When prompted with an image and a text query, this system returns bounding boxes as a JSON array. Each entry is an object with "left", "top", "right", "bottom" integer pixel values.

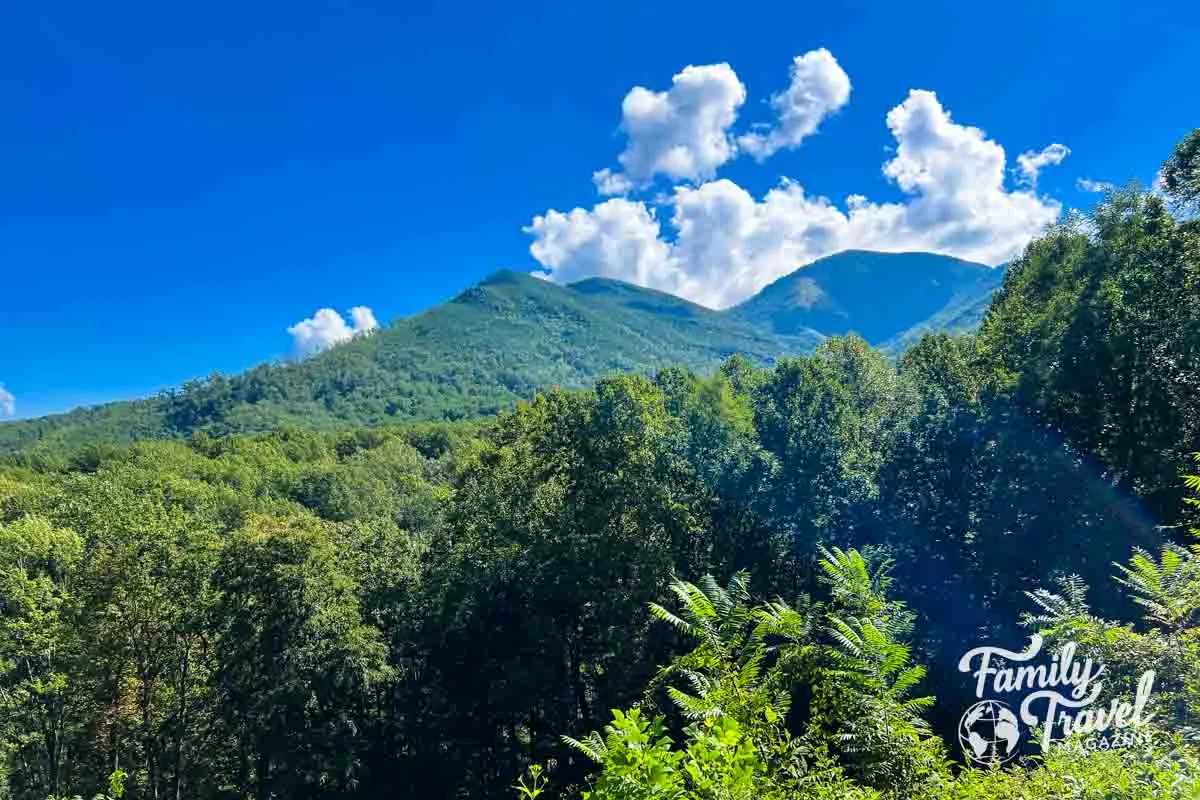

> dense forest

[{"left": 1, "top": 131, "right": 1199, "bottom": 800}]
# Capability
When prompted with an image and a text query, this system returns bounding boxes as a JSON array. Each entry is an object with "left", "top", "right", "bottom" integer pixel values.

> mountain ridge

[{"left": 0, "top": 250, "right": 1004, "bottom": 453}]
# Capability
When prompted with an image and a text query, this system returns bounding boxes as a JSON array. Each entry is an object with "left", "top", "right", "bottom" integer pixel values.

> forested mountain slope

[
  {"left": 879, "top": 265, "right": 1007, "bottom": 352},
  {"left": 1, "top": 253, "right": 1000, "bottom": 454},
  {"left": 0, "top": 256, "right": 1012, "bottom": 455},
  {"left": 0, "top": 270, "right": 820, "bottom": 453},
  {"left": 730, "top": 249, "right": 1003, "bottom": 345}
]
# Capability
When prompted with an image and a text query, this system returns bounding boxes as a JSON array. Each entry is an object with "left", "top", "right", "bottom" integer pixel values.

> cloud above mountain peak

[
  {"left": 593, "top": 50, "right": 852, "bottom": 195},
  {"left": 593, "top": 62, "right": 747, "bottom": 194},
  {"left": 529, "top": 52, "right": 1068, "bottom": 309}
]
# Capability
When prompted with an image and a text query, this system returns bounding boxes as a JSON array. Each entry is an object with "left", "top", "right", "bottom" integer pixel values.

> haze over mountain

[{"left": 0, "top": 250, "right": 1003, "bottom": 453}]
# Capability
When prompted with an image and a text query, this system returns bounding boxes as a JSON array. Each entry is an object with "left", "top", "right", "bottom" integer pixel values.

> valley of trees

[{"left": 1, "top": 132, "right": 1199, "bottom": 799}]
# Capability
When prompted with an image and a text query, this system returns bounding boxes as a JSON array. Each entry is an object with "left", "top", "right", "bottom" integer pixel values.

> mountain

[
  {"left": 877, "top": 266, "right": 1007, "bottom": 353},
  {"left": 0, "top": 270, "right": 820, "bottom": 453},
  {"left": 1, "top": 252, "right": 1008, "bottom": 454},
  {"left": 729, "top": 250, "right": 1004, "bottom": 347}
]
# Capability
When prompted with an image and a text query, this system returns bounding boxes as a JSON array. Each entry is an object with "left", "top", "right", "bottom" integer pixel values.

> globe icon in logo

[{"left": 958, "top": 700, "right": 1021, "bottom": 764}]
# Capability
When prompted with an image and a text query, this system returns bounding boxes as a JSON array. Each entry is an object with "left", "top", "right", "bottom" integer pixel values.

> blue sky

[{"left": 2, "top": 0, "right": 1197, "bottom": 419}]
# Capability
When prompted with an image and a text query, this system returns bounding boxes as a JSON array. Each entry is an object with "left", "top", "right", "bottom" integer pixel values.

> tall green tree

[
  {"left": 1162, "top": 128, "right": 1200, "bottom": 211},
  {"left": 0, "top": 517, "right": 83, "bottom": 800},
  {"left": 977, "top": 186, "right": 1200, "bottom": 524},
  {"left": 210, "top": 513, "right": 390, "bottom": 800}
]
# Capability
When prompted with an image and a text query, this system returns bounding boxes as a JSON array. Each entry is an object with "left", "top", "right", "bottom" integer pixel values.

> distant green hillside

[
  {"left": 0, "top": 270, "right": 820, "bottom": 453},
  {"left": 878, "top": 265, "right": 1006, "bottom": 353},
  {"left": 1, "top": 252, "right": 1010, "bottom": 455},
  {"left": 729, "top": 249, "right": 1002, "bottom": 345}
]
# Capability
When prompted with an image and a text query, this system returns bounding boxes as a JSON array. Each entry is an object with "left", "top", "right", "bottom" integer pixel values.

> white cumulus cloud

[
  {"left": 0, "top": 385, "right": 14, "bottom": 418},
  {"left": 528, "top": 89, "right": 1063, "bottom": 309},
  {"left": 526, "top": 198, "right": 674, "bottom": 288},
  {"left": 595, "top": 63, "right": 747, "bottom": 193},
  {"left": 287, "top": 306, "right": 379, "bottom": 357},
  {"left": 1016, "top": 143, "right": 1070, "bottom": 188},
  {"left": 738, "top": 49, "right": 851, "bottom": 160}
]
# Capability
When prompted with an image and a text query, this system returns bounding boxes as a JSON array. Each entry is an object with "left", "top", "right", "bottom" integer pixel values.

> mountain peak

[
  {"left": 731, "top": 250, "right": 999, "bottom": 345},
  {"left": 478, "top": 268, "right": 541, "bottom": 286}
]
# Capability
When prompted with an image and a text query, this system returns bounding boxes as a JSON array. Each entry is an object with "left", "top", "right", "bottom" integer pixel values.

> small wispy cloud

[
  {"left": 1076, "top": 177, "right": 1114, "bottom": 193},
  {"left": 0, "top": 385, "right": 15, "bottom": 418},
  {"left": 737, "top": 48, "right": 851, "bottom": 160},
  {"left": 1016, "top": 143, "right": 1070, "bottom": 188},
  {"left": 287, "top": 306, "right": 379, "bottom": 357}
]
